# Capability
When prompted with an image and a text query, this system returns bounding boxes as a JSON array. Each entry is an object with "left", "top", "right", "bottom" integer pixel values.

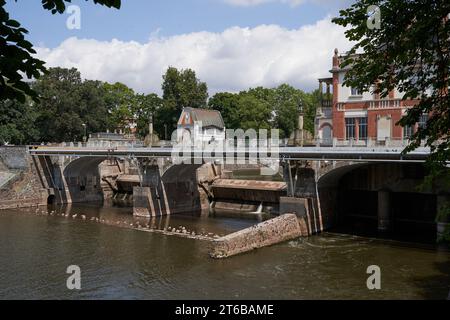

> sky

[{"left": 6, "top": 0, "right": 355, "bottom": 95}]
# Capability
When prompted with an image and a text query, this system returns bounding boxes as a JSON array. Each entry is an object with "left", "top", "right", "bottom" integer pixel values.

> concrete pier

[
  {"left": 377, "top": 190, "right": 391, "bottom": 232},
  {"left": 210, "top": 214, "right": 303, "bottom": 259}
]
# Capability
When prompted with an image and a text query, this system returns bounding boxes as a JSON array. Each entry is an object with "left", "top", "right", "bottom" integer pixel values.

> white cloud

[{"left": 36, "top": 17, "right": 352, "bottom": 95}]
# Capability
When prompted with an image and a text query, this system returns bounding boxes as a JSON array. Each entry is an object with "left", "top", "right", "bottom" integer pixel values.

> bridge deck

[{"left": 28, "top": 146, "right": 432, "bottom": 162}]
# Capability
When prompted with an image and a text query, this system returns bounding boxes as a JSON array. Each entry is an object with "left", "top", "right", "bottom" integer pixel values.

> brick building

[{"left": 315, "top": 49, "right": 424, "bottom": 147}]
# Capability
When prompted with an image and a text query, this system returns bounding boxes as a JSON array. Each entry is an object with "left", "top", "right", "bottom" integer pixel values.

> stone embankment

[
  {"left": 0, "top": 147, "right": 47, "bottom": 210},
  {"left": 210, "top": 214, "right": 308, "bottom": 259}
]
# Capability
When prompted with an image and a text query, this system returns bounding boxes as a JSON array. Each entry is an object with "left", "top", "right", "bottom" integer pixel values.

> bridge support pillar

[
  {"left": 133, "top": 162, "right": 171, "bottom": 217},
  {"left": 377, "top": 190, "right": 391, "bottom": 232},
  {"left": 133, "top": 186, "right": 170, "bottom": 217}
]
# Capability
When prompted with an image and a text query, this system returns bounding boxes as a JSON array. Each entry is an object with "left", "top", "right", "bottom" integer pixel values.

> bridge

[
  {"left": 29, "top": 146, "right": 431, "bottom": 162},
  {"left": 28, "top": 145, "right": 449, "bottom": 240}
]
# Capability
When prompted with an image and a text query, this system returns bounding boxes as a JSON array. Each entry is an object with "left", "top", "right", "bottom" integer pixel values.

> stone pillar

[
  {"left": 378, "top": 190, "right": 391, "bottom": 232},
  {"left": 333, "top": 137, "right": 337, "bottom": 147},
  {"left": 437, "top": 194, "right": 449, "bottom": 242},
  {"left": 133, "top": 163, "right": 169, "bottom": 217},
  {"left": 282, "top": 162, "right": 295, "bottom": 197}
]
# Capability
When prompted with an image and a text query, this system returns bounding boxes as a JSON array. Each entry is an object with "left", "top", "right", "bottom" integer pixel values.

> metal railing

[
  {"left": 31, "top": 137, "right": 429, "bottom": 150},
  {"left": 314, "top": 137, "right": 427, "bottom": 148}
]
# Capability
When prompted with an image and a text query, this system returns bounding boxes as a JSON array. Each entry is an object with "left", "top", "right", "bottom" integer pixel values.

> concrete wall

[
  {"left": 0, "top": 147, "right": 47, "bottom": 209},
  {"left": 210, "top": 214, "right": 304, "bottom": 258},
  {"left": 133, "top": 163, "right": 213, "bottom": 217},
  {"left": 0, "top": 147, "right": 29, "bottom": 170}
]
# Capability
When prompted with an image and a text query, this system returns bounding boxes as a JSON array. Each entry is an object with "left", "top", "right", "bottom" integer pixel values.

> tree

[
  {"left": 209, "top": 86, "right": 318, "bottom": 137},
  {"left": 33, "top": 67, "right": 108, "bottom": 142},
  {"left": 332, "top": 0, "right": 450, "bottom": 176},
  {"left": 0, "top": 99, "right": 39, "bottom": 144},
  {"left": 208, "top": 92, "right": 241, "bottom": 129},
  {"left": 301, "top": 89, "right": 320, "bottom": 135},
  {"left": 0, "top": 0, "right": 121, "bottom": 103},
  {"left": 160, "top": 67, "right": 208, "bottom": 132},
  {"left": 271, "top": 84, "right": 302, "bottom": 139},
  {"left": 78, "top": 80, "right": 109, "bottom": 135},
  {"left": 209, "top": 90, "right": 272, "bottom": 131},
  {"left": 135, "top": 93, "right": 163, "bottom": 138},
  {"left": 237, "top": 93, "right": 272, "bottom": 131},
  {"left": 103, "top": 82, "right": 136, "bottom": 133}
]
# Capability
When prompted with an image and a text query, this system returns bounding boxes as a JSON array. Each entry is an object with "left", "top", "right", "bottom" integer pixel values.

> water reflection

[{"left": 46, "top": 202, "right": 256, "bottom": 238}]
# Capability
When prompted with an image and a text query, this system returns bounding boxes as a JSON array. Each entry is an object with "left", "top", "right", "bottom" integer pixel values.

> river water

[{"left": 0, "top": 203, "right": 449, "bottom": 300}]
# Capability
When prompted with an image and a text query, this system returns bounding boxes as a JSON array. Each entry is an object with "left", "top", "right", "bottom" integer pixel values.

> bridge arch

[
  {"left": 63, "top": 157, "right": 111, "bottom": 203},
  {"left": 317, "top": 162, "right": 444, "bottom": 242}
]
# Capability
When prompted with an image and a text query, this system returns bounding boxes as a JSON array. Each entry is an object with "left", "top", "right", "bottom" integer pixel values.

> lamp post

[
  {"left": 148, "top": 113, "right": 153, "bottom": 147},
  {"left": 295, "top": 100, "right": 304, "bottom": 147},
  {"left": 82, "top": 123, "right": 87, "bottom": 144}
]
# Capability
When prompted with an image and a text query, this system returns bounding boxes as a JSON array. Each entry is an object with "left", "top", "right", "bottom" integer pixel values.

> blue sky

[
  {"left": 6, "top": 0, "right": 355, "bottom": 94},
  {"left": 7, "top": 0, "right": 350, "bottom": 47}
]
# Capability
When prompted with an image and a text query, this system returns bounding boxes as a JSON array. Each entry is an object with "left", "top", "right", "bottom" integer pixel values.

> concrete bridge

[
  {"left": 28, "top": 145, "right": 449, "bottom": 240},
  {"left": 29, "top": 145, "right": 431, "bottom": 161}
]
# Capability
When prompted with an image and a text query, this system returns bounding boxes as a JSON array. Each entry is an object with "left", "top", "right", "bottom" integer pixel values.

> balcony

[
  {"left": 369, "top": 99, "right": 401, "bottom": 109},
  {"left": 336, "top": 99, "right": 402, "bottom": 111},
  {"left": 321, "top": 99, "right": 332, "bottom": 108}
]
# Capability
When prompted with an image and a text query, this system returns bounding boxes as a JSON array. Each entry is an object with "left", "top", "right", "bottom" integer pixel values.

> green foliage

[
  {"left": 0, "top": 0, "right": 46, "bottom": 103},
  {"left": 208, "top": 92, "right": 241, "bottom": 129},
  {"left": 209, "top": 84, "right": 318, "bottom": 138},
  {"left": 332, "top": 0, "right": 450, "bottom": 174},
  {"left": 41, "top": 0, "right": 121, "bottom": 14},
  {"left": 236, "top": 92, "right": 272, "bottom": 131},
  {"left": 0, "top": 64, "right": 320, "bottom": 145},
  {"left": 103, "top": 82, "right": 136, "bottom": 133},
  {"left": 135, "top": 93, "right": 163, "bottom": 138},
  {"left": 0, "top": 99, "right": 39, "bottom": 144},
  {"left": 159, "top": 67, "right": 208, "bottom": 132},
  {"left": 0, "top": 0, "right": 120, "bottom": 103},
  {"left": 301, "top": 89, "right": 321, "bottom": 134},
  {"left": 33, "top": 68, "right": 108, "bottom": 142}
]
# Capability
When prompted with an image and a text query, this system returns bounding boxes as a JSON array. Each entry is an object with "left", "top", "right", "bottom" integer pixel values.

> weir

[{"left": 0, "top": 145, "right": 446, "bottom": 243}]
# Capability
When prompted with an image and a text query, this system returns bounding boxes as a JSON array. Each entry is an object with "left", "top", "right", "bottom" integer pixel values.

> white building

[{"left": 177, "top": 107, "right": 225, "bottom": 146}]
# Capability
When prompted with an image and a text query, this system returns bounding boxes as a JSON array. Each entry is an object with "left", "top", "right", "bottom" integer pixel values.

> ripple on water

[{"left": 1, "top": 205, "right": 449, "bottom": 300}]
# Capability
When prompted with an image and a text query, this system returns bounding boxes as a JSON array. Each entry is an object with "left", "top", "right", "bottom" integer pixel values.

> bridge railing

[
  {"left": 314, "top": 137, "right": 427, "bottom": 148},
  {"left": 33, "top": 137, "right": 429, "bottom": 150}
]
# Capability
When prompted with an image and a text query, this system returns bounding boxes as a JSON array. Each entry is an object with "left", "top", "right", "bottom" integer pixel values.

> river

[{"left": 0, "top": 203, "right": 449, "bottom": 300}]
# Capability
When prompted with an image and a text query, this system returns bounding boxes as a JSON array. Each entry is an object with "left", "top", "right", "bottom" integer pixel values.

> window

[
  {"left": 345, "top": 118, "right": 356, "bottom": 140},
  {"left": 351, "top": 87, "right": 361, "bottom": 96},
  {"left": 418, "top": 114, "right": 428, "bottom": 130},
  {"left": 358, "top": 117, "right": 368, "bottom": 140},
  {"left": 403, "top": 125, "right": 413, "bottom": 139}
]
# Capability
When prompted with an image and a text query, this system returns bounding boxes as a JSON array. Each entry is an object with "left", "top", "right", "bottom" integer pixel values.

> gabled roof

[{"left": 181, "top": 107, "right": 225, "bottom": 130}]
